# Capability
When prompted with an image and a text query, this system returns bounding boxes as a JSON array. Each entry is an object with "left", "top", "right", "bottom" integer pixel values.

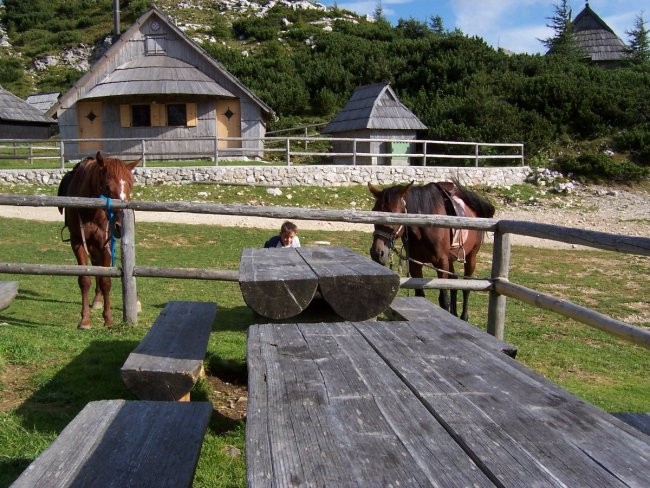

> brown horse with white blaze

[
  {"left": 368, "top": 180, "right": 495, "bottom": 321},
  {"left": 58, "top": 152, "right": 139, "bottom": 329}
]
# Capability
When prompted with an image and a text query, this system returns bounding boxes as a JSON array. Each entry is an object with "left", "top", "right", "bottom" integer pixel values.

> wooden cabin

[
  {"left": 25, "top": 92, "right": 60, "bottom": 114},
  {"left": 572, "top": 2, "right": 628, "bottom": 66},
  {"left": 0, "top": 86, "right": 56, "bottom": 139},
  {"left": 322, "top": 82, "right": 427, "bottom": 165},
  {"left": 48, "top": 7, "right": 274, "bottom": 161}
]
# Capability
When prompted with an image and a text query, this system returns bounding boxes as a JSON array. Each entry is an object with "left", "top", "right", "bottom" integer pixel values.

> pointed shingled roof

[
  {"left": 322, "top": 82, "right": 427, "bottom": 134},
  {"left": 0, "top": 86, "right": 56, "bottom": 124},
  {"left": 572, "top": 2, "right": 628, "bottom": 62}
]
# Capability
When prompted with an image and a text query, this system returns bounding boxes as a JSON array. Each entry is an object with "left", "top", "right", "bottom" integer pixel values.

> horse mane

[{"left": 402, "top": 183, "right": 446, "bottom": 215}]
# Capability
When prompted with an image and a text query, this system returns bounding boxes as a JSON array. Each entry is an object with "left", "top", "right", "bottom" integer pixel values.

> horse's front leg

[
  {"left": 91, "top": 282, "right": 103, "bottom": 310},
  {"left": 408, "top": 261, "right": 426, "bottom": 298},
  {"left": 72, "top": 243, "right": 92, "bottom": 330}
]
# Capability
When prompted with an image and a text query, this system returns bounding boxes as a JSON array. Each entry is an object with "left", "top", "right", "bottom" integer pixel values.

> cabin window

[
  {"left": 145, "top": 35, "right": 166, "bottom": 55},
  {"left": 167, "top": 104, "right": 187, "bottom": 126},
  {"left": 131, "top": 105, "right": 151, "bottom": 127},
  {"left": 120, "top": 103, "right": 197, "bottom": 128}
]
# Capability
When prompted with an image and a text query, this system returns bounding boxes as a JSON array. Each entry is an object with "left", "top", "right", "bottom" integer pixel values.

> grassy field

[{"left": 0, "top": 184, "right": 648, "bottom": 486}]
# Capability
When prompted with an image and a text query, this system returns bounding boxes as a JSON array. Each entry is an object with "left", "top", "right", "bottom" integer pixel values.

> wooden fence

[
  {"left": 0, "top": 136, "right": 524, "bottom": 167},
  {"left": 0, "top": 194, "right": 649, "bottom": 349}
]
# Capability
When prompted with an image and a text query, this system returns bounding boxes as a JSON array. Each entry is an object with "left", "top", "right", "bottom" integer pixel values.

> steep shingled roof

[
  {"left": 0, "top": 86, "right": 56, "bottom": 124},
  {"left": 322, "top": 82, "right": 427, "bottom": 134},
  {"left": 572, "top": 2, "right": 628, "bottom": 62},
  {"left": 25, "top": 92, "right": 60, "bottom": 113}
]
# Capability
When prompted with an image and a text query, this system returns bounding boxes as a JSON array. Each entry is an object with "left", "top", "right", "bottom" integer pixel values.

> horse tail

[{"left": 452, "top": 179, "right": 495, "bottom": 219}]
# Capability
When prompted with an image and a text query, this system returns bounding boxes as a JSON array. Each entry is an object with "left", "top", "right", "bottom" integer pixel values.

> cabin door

[
  {"left": 216, "top": 99, "right": 242, "bottom": 149},
  {"left": 77, "top": 101, "right": 103, "bottom": 153}
]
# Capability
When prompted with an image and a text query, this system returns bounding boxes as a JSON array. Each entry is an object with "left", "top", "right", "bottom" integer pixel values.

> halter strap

[{"left": 100, "top": 195, "right": 117, "bottom": 266}]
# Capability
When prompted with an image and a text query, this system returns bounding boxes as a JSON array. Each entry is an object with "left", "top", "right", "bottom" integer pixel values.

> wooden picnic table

[
  {"left": 246, "top": 319, "right": 650, "bottom": 487},
  {"left": 239, "top": 246, "right": 399, "bottom": 321}
]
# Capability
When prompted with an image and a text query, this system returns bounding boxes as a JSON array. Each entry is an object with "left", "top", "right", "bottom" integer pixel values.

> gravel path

[{"left": 0, "top": 184, "right": 648, "bottom": 248}]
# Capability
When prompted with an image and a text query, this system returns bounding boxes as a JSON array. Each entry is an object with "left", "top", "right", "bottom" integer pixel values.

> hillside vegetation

[{"left": 1, "top": 0, "right": 649, "bottom": 180}]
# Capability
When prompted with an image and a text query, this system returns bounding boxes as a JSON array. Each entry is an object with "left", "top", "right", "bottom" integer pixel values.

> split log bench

[
  {"left": 612, "top": 412, "right": 650, "bottom": 435},
  {"left": 0, "top": 280, "right": 18, "bottom": 311},
  {"left": 121, "top": 301, "right": 217, "bottom": 401},
  {"left": 386, "top": 296, "right": 518, "bottom": 358},
  {"left": 10, "top": 399, "right": 212, "bottom": 488},
  {"left": 240, "top": 246, "right": 399, "bottom": 321}
]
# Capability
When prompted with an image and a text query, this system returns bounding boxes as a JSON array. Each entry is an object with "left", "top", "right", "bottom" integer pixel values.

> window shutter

[
  {"left": 151, "top": 103, "right": 165, "bottom": 127},
  {"left": 120, "top": 104, "right": 131, "bottom": 128},
  {"left": 187, "top": 103, "right": 197, "bottom": 127}
]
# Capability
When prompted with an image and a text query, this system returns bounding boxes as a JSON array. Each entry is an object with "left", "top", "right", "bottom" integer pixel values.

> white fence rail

[
  {"left": 0, "top": 136, "right": 524, "bottom": 168},
  {"left": 0, "top": 194, "right": 648, "bottom": 349}
]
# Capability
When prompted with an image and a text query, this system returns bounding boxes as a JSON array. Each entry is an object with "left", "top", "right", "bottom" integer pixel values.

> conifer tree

[
  {"left": 541, "top": 0, "right": 582, "bottom": 57},
  {"left": 626, "top": 13, "right": 650, "bottom": 64}
]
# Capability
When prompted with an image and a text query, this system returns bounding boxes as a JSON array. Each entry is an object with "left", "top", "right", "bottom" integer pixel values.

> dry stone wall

[{"left": 0, "top": 165, "right": 530, "bottom": 188}]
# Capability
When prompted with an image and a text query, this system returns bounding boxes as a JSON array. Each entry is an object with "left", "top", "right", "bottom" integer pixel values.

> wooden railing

[
  {"left": 0, "top": 136, "right": 524, "bottom": 167},
  {"left": 0, "top": 194, "right": 648, "bottom": 348}
]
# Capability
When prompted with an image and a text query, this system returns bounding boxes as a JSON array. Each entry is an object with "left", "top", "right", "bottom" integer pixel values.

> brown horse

[
  {"left": 58, "top": 152, "right": 139, "bottom": 329},
  {"left": 368, "top": 180, "right": 495, "bottom": 321}
]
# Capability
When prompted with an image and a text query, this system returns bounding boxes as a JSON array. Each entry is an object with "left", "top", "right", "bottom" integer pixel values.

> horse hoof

[
  {"left": 137, "top": 300, "right": 142, "bottom": 313},
  {"left": 91, "top": 301, "right": 103, "bottom": 310},
  {"left": 77, "top": 323, "right": 91, "bottom": 330}
]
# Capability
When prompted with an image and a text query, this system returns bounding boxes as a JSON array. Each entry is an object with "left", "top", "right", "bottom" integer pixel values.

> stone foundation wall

[{"left": 0, "top": 165, "right": 531, "bottom": 188}]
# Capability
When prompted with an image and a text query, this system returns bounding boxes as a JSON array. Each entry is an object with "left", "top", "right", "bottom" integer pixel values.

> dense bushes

[{"left": 553, "top": 153, "right": 649, "bottom": 182}]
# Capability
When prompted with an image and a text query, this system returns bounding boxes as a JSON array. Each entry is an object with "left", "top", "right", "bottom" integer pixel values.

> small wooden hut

[
  {"left": 322, "top": 82, "right": 427, "bottom": 165},
  {"left": 26, "top": 92, "right": 60, "bottom": 114},
  {"left": 49, "top": 6, "right": 274, "bottom": 161},
  {"left": 572, "top": 2, "right": 628, "bottom": 66},
  {"left": 0, "top": 86, "right": 56, "bottom": 139}
]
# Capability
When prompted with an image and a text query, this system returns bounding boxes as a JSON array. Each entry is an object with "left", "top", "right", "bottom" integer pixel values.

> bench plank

[
  {"left": 239, "top": 248, "right": 318, "bottom": 319},
  {"left": 612, "top": 412, "right": 650, "bottom": 435},
  {"left": 10, "top": 400, "right": 212, "bottom": 488},
  {"left": 121, "top": 301, "right": 217, "bottom": 401},
  {"left": 387, "top": 296, "right": 518, "bottom": 357},
  {"left": 297, "top": 246, "right": 400, "bottom": 321},
  {"left": 0, "top": 281, "right": 18, "bottom": 311}
]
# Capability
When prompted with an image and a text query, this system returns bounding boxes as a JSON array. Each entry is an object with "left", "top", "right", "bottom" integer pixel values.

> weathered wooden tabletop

[
  {"left": 246, "top": 319, "right": 650, "bottom": 487},
  {"left": 239, "top": 246, "right": 399, "bottom": 321}
]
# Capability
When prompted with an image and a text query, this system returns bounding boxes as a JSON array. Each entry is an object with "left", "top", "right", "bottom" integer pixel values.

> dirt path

[{"left": 0, "top": 184, "right": 648, "bottom": 248}]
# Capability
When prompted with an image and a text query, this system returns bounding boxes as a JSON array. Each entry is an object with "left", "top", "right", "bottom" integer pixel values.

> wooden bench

[
  {"left": 121, "top": 301, "right": 217, "bottom": 401},
  {"left": 0, "top": 280, "right": 18, "bottom": 311},
  {"left": 10, "top": 400, "right": 212, "bottom": 488},
  {"left": 612, "top": 412, "right": 650, "bottom": 436},
  {"left": 239, "top": 246, "right": 399, "bottom": 321},
  {"left": 386, "top": 296, "right": 518, "bottom": 358}
]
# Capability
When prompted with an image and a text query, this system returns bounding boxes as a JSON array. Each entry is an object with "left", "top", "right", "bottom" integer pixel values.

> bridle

[{"left": 372, "top": 197, "right": 408, "bottom": 251}]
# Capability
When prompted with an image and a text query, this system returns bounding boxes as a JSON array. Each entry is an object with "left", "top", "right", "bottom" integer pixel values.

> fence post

[
  {"left": 29, "top": 145, "right": 34, "bottom": 165},
  {"left": 60, "top": 140, "right": 65, "bottom": 169},
  {"left": 140, "top": 140, "right": 146, "bottom": 167},
  {"left": 474, "top": 144, "right": 479, "bottom": 167},
  {"left": 423, "top": 141, "right": 428, "bottom": 166},
  {"left": 521, "top": 144, "right": 525, "bottom": 166},
  {"left": 121, "top": 209, "right": 138, "bottom": 325},
  {"left": 353, "top": 140, "right": 357, "bottom": 166},
  {"left": 214, "top": 137, "right": 219, "bottom": 166},
  {"left": 487, "top": 228, "right": 511, "bottom": 339},
  {"left": 285, "top": 138, "right": 291, "bottom": 166}
]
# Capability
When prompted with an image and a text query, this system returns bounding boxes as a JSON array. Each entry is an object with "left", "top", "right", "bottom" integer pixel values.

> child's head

[{"left": 280, "top": 221, "right": 298, "bottom": 247}]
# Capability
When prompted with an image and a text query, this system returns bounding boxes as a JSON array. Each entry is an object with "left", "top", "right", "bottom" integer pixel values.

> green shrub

[
  {"left": 553, "top": 153, "right": 649, "bottom": 183},
  {"left": 614, "top": 126, "right": 650, "bottom": 166}
]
